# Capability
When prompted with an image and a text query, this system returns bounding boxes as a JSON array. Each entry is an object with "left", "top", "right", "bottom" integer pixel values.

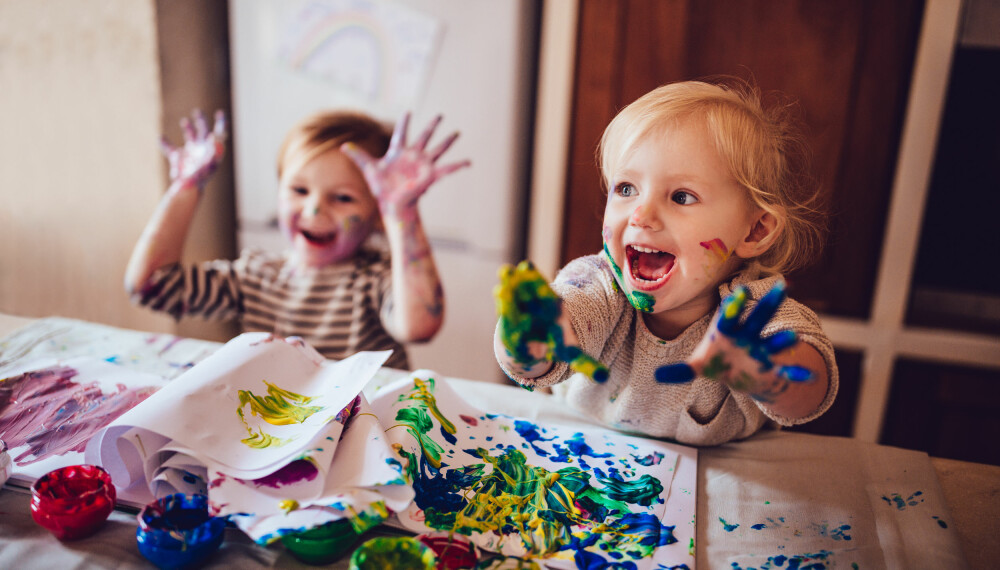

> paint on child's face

[
  {"left": 601, "top": 117, "right": 758, "bottom": 331},
  {"left": 278, "top": 148, "right": 379, "bottom": 268}
]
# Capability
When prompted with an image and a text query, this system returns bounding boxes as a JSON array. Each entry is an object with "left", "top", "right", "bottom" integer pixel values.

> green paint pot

[
  {"left": 281, "top": 519, "right": 359, "bottom": 565},
  {"left": 349, "top": 536, "right": 437, "bottom": 570}
]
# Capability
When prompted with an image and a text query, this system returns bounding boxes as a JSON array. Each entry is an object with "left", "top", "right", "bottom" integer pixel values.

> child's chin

[{"left": 293, "top": 246, "right": 350, "bottom": 268}]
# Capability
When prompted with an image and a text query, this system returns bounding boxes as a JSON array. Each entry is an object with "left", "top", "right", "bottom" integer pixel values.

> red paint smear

[
  {"left": 459, "top": 414, "right": 478, "bottom": 427},
  {"left": 699, "top": 238, "right": 728, "bottom": 254},
  {"left": 0, "top": 366, "right": 157, "bottom": 466}
]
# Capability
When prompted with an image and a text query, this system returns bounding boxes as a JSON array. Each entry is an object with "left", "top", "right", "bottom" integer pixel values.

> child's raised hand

[
  {"left": 160, "top": 109, "right": 227, "bottom": 191},
  {"left": 341, "top": 112, "right": 470, "bottom": 220},
  {"left": 495, "top": 261, "right": 609, "bottom": 383},
  {"left": 654, "top": 281, "right": 813, "bottom": 401}
]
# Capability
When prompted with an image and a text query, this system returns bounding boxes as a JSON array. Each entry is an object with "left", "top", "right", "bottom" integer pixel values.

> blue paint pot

[{"left": 136, "top": 493, "right": 225, "bottom": 569}]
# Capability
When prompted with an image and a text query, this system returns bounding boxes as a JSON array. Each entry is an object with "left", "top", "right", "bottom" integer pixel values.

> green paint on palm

[
  {"left": 702, "top": 353, "right": 731, "bottom": 380},
  {"left": 495, "top": 261, "right": 608, "bottom": 382}
]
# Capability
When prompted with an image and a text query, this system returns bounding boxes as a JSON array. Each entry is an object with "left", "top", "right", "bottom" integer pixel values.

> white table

[{"left": 1, "top": 314, "right": 996, "bottom": 569}]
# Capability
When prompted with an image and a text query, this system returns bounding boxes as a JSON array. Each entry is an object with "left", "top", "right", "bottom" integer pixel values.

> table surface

[{"left": 1, "top": 313, "right": 997, "bottom": 569}]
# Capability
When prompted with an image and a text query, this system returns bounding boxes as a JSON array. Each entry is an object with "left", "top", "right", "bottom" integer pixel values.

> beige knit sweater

[{"left": 498, "top": 254, "right": 839, "bottom": 446}]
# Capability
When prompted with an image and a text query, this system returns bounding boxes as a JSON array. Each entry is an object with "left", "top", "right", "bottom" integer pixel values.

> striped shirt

[{"left": 133, "top": 247, "right": 408, "bottom": 369}]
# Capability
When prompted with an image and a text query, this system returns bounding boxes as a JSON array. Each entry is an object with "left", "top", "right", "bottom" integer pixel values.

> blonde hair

[
  {"left": 598, "top": 78, "right": 826, "bottom": 274},
  {"left": 277, "top": 110, "right": 392, "bottom": 182}
]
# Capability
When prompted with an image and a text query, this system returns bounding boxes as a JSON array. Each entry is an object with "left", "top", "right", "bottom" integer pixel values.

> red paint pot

[
  {"left": 30, "top": 464, "right": 116, "bottom": 540},
  {"left": 417, "top": 532, "right": 478, "bottom": 569}
]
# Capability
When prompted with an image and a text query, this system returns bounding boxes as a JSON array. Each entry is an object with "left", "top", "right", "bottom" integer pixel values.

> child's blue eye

[
  {"left": 672, "top": 190, "right": 698, "bottom": 205},
  {"left": 615, "top": 183, "right": 637, "bottom": 197},
  {"left": 332, "top": 194, "right": 356, "bottom": 204},
  {"left": 291, "top": 186, "right": 308, "bottom": 196}
]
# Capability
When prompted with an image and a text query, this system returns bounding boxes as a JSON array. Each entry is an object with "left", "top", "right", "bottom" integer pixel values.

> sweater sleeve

[{"left": 130, "top": 255, "right": 245, "bottom": 322}]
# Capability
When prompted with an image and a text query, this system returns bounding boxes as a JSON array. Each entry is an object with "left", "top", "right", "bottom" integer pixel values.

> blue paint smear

[
  {"left": 719, "top": 517, "right": 739, "bottom": 532},
  {"left": 881, "top": 491, "right": 924, "bottom": 511},
  {"left": 729, "top": 549, "right": 833, "bottom": 569}
]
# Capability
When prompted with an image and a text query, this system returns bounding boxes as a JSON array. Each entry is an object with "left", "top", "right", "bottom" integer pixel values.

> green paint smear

[
  {"left": 393, "top": 378, "right": 676, "bottom": 561},
  {"left": 237, "top": 380, "right": 325, "bottom": 448},
  {"left": 602, "top": 242, "right": 655, "bottom": 313},
  {"left": 702, "top": 353, "right": 731, "bottom": 381}
]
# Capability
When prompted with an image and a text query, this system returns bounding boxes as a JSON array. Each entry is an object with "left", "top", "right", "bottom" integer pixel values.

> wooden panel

[
  {"left": 563, "top": 0, "right": 924, "bottom": 319},
  {"left": 883, "top": 358, "right": 1000, "bottom": 466}
]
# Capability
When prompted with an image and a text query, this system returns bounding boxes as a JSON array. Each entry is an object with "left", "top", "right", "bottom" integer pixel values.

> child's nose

[
  {"left": 629, "top": 203, "right": 660, "bottom": 230},
  {"left": 304, "top": 195, "right": 325, "bottom": 219}
]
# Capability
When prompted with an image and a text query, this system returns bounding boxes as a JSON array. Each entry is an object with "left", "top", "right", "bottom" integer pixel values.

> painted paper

[
  {"left": 83, "top": 333, "right": 411, "bottom": 543},
  {"left": 277, "top": 0, "right": 442, "bottom": 113},
  {"left": 1, "top": 358, "right": 167, "bottom": 490},
  {"left": 369, "top": 371, "right": 697, "bottom": 569}
]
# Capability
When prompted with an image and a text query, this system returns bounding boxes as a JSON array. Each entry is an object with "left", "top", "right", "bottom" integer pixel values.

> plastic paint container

[
  {"left": 30, "top": 464, "right": 116, "bottom": 540},
  {"left": 281, "top": 518, "right": 360, "bottom": 565},
  {"left": 0, "top": 440, "right": 12, "bottom": 487},
  {"left": 349, "top": 535, "right": 438, "bottom": 570},
  {"left": 417, "top": 532, "right": 479, "bottom": 569},
  {"left": 136, "top": 493, "right": 225, "bottom": 570}
]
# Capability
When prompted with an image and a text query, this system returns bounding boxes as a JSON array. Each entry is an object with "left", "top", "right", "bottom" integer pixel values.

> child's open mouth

[
  {"left": 626, "top": 244, "right": 674, "bottom": 288},
  {"left": 300, "top": 229, "right": 337, "bottom": 246}
]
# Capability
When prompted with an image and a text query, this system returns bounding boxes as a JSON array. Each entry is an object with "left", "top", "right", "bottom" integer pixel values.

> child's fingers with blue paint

[
  {"left": 740, "top": 280, "right": 787, "bottom": 339},
  {"left": 551, "top": 326, "right": 608, "bottom": 383},
  {"left": 655, "top": 363, "right": 696, "bottom": 384},
  {"left": 762, "top": 329, "right": 798, "bottom": 354},
  {"left": 716, "top": 286, "right": 748, "bottom": 336},
  {"left": 776, "top": 365, "right": 813, "bottom": 383}
]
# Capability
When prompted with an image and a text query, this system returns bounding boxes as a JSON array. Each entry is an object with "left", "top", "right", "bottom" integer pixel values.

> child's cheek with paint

[{"left": 698, "top": 238, "right": 734, "bottom": 283}]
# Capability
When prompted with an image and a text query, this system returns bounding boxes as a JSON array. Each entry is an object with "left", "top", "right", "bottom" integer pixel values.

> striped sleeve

[{"left": 131, "top": 259, "right": 244, "bottom": 321}]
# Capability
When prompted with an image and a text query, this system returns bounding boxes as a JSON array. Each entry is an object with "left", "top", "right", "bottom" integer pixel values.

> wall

[{"left": 0, "top": 0, "right": 237, "bottom": 342}]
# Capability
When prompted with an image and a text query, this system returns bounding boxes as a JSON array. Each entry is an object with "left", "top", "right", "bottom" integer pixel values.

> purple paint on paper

[
  {"left": 249, "top": 459, "right": 319, "bottom": 489},
  {"left": 0, "top": 366, "right": 157, "bottom": 465}
]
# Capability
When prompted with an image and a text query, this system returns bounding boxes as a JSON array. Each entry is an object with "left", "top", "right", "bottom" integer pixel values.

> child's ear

[{"left": 735, "top": 210, "right": 780, "bottom": 258}]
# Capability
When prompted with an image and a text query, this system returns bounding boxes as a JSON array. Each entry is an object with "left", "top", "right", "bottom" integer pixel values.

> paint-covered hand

[
  {"left": 341, "top": 112, "right": 470, "bottom": 220},
  {"left": 160, "top": 109, "right": 227, "bottom": 191},
  {"left": 495, "top": 260, "right": 609, "bottom": 383},
  {"left": 654, "top": 281, "right": 813, "bottom": 400}
]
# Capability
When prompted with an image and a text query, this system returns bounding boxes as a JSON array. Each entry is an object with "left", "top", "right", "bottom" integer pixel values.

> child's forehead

[{"left": 612, "top": 115, "right": 712, "bottom": 168}]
